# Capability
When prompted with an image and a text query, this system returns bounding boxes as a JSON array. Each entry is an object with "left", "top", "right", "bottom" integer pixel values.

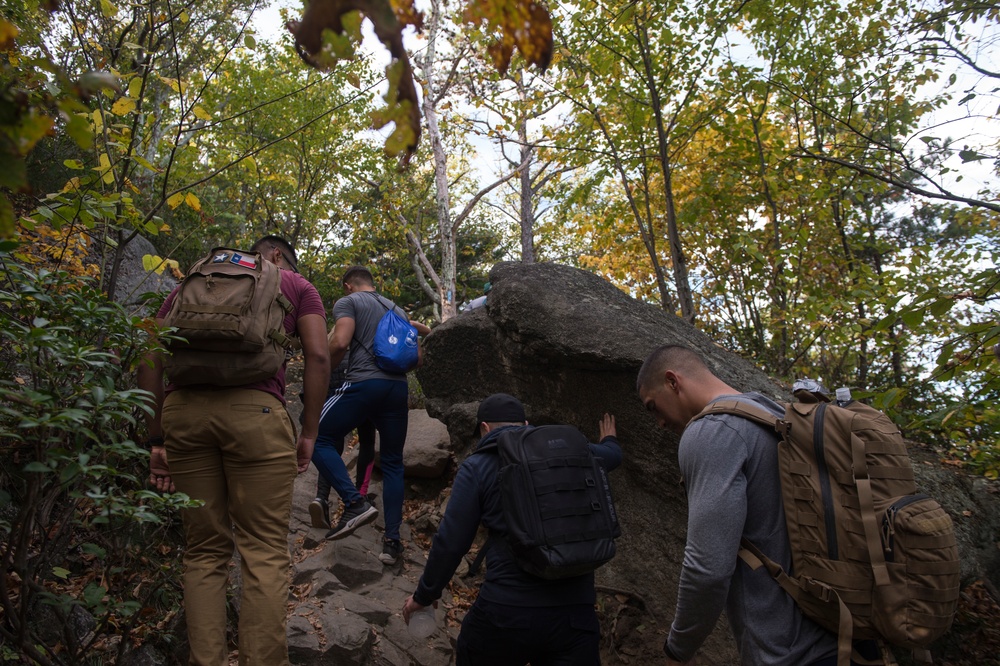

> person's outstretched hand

[
  {"left": 599, "top": 413, "right": 616, "bottom": 440},
  {"left": 402, "top": 595, "right": 437, "bottom": 624}
]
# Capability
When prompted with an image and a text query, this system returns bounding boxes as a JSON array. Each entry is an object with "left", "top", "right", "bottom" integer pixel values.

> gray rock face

[
  {"left": 388, "top": 410, "right": 452, "bottom": 478},
  {"left": 415, "top": 260, "right": 1000, "bottom": 664},
  {"left": 318, "top": 410, "right": 454, "bottom": 480},
  {"left": 103, "top": 234, "right": 177, "bottom": 314}
]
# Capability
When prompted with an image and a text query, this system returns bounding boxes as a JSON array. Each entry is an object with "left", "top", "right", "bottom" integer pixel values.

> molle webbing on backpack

[
  {"left": 162, "top": 248, "right": 299, "bottom": 387},
  {"left": 474, "top": 425, "right": 621, "bottom": 580},
  {"left": 693, "top": 399, "right": 960, "bottom": 666}
]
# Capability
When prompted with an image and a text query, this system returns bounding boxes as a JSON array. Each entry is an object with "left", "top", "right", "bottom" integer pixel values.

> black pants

[{"left": 456, "top": 599, "right": 600, "bottom": 666}]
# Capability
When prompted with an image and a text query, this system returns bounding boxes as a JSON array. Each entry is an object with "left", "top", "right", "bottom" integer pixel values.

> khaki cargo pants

[{"left": 163, "top": 388, "right": 297, "bottom": 666}]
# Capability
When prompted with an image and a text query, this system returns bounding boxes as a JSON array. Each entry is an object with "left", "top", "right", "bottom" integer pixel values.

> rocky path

[{"left": 284, "top": 433, "right": 464, "bottom": 666}]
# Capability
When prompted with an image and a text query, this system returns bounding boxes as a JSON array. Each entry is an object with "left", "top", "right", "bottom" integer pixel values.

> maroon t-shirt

[{"left": 157, "top": 269, "right": 326, "bottom": 404}]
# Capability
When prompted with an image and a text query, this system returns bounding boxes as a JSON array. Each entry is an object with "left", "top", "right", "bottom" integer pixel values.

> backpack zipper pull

[{"left": 882, "top": 506, "right": 897, "bottom": 560}]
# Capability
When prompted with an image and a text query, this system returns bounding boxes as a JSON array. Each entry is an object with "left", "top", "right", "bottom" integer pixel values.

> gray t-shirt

[
  {"left": 332, "top": 290, "right": 408, "bottom": 383},
  {"left": 667, "top": 392, "right": 837, "bottom": 665}
]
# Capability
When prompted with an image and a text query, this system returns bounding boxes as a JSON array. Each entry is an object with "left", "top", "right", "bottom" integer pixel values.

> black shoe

[
  {"left": 379, "top": 538, "right": 403, "bottom": 565},
  {"left": 325, "top": 499, "right": 378, "bottom": 540},
  {"left": 308, "top": 498, "right": 330, "bottom": 530}
]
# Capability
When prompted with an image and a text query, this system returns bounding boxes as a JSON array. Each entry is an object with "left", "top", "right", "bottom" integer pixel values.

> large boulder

[
  {"left": 416, "top": 261, "right": 1000, "bottom": 663},
  {"left": 84, "top": 233, "right": 177, "bottom": 314}
]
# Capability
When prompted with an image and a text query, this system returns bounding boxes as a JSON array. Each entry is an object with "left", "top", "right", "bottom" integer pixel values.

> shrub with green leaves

[{"left": 0, "top": 257, "right": 191, "bottom": 664}]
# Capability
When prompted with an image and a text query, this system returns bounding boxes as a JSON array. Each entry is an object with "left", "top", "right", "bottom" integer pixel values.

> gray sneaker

[
  {"left": 379, "top": 538, "right": 403, "bottom": 565},
  {"left": 308, "top": 498, "right": 330, "bottom": 530},
  {"left": 325, "top": 499, "right": 378, "bottom": 540}
]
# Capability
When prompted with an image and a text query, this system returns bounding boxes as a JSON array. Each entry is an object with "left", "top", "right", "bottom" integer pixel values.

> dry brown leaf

[
  {"left": 464, "top": 0, "right": 553, "bottom": 76},
  {"left": 287, "top": 0, "right": 422, "bottom": 164}
]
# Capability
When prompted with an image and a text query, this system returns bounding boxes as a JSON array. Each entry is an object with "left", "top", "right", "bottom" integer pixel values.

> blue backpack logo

[{"left": 365, "top": 293, "right": 419, "bottom": 374}]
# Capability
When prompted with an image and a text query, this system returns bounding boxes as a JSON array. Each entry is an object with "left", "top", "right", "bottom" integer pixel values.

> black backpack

[{"left": 475, "top": 425, "right": 621, "bottom": 579}]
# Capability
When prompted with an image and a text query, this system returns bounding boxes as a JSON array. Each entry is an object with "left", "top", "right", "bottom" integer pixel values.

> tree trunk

[
  {"left": 517, "top": 73, "right": 535, "bottom": 263},
  {"left": 637, "top": 18, "right": 694, "bottom": 322},
  {"left": 420, "top": 0, "right": 458, "bottom": 320}
]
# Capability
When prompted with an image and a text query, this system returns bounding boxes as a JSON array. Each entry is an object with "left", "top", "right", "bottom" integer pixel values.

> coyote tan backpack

[
  {"left": 162, "top": 248, "right": 299, "bottom": 386},
  {"left": 693, "top": 398, "right": 960, "bottom": 666}
]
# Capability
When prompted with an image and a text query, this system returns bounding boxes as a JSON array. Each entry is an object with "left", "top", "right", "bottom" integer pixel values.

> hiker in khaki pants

[{"left": 139, "top": 236, "right": 329, "bottom": 666}]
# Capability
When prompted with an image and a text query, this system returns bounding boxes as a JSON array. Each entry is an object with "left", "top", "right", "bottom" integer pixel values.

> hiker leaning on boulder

[
  {"left": 138, "top": 235, "right": 329, "bottom": 666},
  {"left": 403, "top": 393, "right": 622, "bottom": 666},
  {"left": 636, "top": 344, "right": 879, "bottom": 666}
]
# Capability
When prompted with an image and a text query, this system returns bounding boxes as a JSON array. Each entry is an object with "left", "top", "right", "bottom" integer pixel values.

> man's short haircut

[
  {"left": 636, "top": 344, "right": 709, "bottom": 392},
  {"left": 251, "top": 235, "right": 299, "bottom": 273},
  {"left": 342, "top": 265, "right": 375, "bottom": 287}
]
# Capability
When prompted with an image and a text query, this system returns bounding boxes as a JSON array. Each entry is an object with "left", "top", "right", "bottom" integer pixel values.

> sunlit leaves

[
  {"left": 141, "top": 254, "right": 180, "bottom": 273},
  {"left": 99, "top": 0, "right": 117, "bottom": 18},
  {"left": 110, "top": 96, "right": 136, "bottom": 115},
  {"left": 192, "top": 105, "right": 211, "bottom": 121}
]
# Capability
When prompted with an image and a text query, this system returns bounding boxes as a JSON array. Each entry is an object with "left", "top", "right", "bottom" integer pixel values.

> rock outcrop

[
  {"left": 416, "top": 260, "right": 1000, "bottom": 664},
  {"left": 85, "top": 232, "right": 177, "bottom": 313}
]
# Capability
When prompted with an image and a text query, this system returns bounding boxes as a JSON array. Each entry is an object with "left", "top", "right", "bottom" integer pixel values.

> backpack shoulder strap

[
  {"left": 691, "top": 399, "right": 790, "bottom": 437},
  {"left": 346, "top": 291, "right": 382, "bottom": 364},
  {"left": 363, "top": 290, "right": 394, "bottom": 313}
]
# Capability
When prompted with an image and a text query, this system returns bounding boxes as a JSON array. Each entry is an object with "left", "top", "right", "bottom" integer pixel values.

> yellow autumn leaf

[
  {"left": 166, "top": 193, "right": 184, "bottom": 209},
  {"left": 184, "top": 192, "right": 201, "bottom": 211},
  {"left": 111, "top": 96, "right": 136, "bottom": 116},
  {"left": 141, "top": 254, "right": 162, "bottom": 272},
  {"left": 128, "top": 77, "right": 143, "bottom": 99},
  {"left": 94, "top": 153, "right": 116, "bottom": 185},
  {"left": 92, "top": 109, "right": 104, "bottom": 133},
  {"left": 0, "top": 19, "right": 18, "bottom": 50},
  {"left": 159, "top": 76, "right": 181, "bottom": 93},
  {"left": 192, "top": 105, "right": 212, "bottom": 121}
]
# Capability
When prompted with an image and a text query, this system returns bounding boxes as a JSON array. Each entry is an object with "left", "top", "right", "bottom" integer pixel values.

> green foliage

[{"left": 0, "top": 258, "right": 193, "bottom": 663}]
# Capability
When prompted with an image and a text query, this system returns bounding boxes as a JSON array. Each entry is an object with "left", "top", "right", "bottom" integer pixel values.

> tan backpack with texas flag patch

[
  {"left": 693, "top": 396, "right": 960, "bottom": 666},
  {"left": 162, "top": 247, "right": 299, "bottom": 386}
]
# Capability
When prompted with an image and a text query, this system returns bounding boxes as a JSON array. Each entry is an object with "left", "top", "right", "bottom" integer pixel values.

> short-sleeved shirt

[
  {"left": 157, "top": 269, "right": 326, "bottom": 404},
  {"left": 332, "top": 290, "right": 408, "bottom": 383}
]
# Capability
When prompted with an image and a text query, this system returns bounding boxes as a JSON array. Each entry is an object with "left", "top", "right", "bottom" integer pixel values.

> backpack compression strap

[{"left": 739, "top": 539, "right": 855, "bottom": 666}]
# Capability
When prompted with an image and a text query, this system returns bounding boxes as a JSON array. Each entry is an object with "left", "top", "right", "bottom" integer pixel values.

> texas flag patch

[{"left": 230, "top": 253, "right": 257, "bottom": 269}]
